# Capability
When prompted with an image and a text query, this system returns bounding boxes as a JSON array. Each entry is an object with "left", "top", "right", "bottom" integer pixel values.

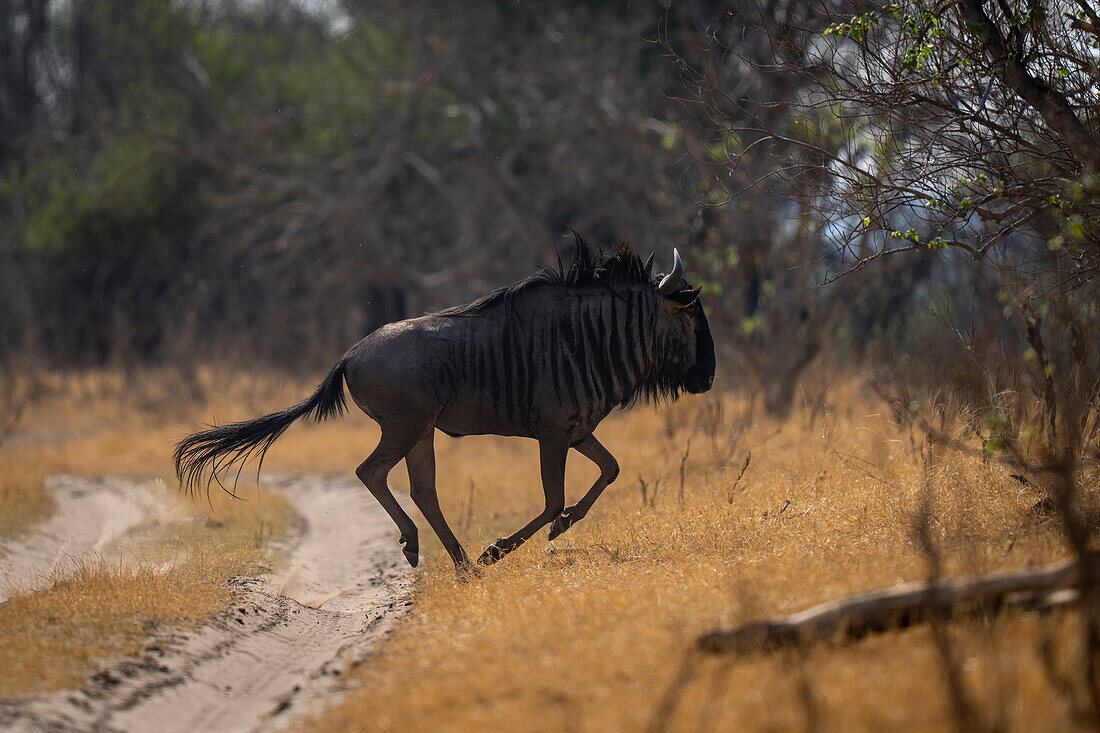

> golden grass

[
  {"left": 10, "top": 366, "right": 383, "bottom": 479},
  {"left": 297, "top": 383, "right": 1094, "bottom": 732},
  {"left": 2, "top": 365, "right": 1094, "bottom": 727},
  {"left": 0, "top": 457, "right": 53, "bottom": 539}
]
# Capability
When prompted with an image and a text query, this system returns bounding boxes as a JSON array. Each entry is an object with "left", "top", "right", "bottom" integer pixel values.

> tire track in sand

[
  {"left": 0, "top": 476, "right": 178, "bottom": 602},
  {"left": 0, "top": 475, "right": 413, "bottom": 732}
]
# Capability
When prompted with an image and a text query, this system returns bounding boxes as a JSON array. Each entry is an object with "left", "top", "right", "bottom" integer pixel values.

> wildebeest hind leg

[
  {"left": 405, "top": 430, "right": 473, "bottom": 573},
  {"left": 356, "top": 425, "right": 432, "bottom": 568},
  {"left": 548, "top": 434, "right": 619, "bottom": 541},
  {"left": 477, "top": 436, "right": 568, "bottom": 565}
]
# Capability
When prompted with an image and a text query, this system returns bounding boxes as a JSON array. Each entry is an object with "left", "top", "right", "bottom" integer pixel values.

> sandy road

[
  {"left": 0, "top": 475, "right": 178, "bottom": 603},
  {"left": 0, "top": 474, "right": 413, "bottom": 732}
]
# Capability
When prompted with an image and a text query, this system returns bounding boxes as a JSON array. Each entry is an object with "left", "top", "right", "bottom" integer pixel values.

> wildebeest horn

[
  {"left": 658, "top": 248, "right": 683, "bottom": 295},
  {"left": 643, "top": 252, "right": 655, "bottom": 278}
]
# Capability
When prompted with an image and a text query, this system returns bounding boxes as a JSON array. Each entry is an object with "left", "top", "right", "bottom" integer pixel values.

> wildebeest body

[
  {"left": 349, "top": 286, "right": 683, "bottom": 443},
  {"left": 176, "top": 237, "right": 715, "bottom": 570}
]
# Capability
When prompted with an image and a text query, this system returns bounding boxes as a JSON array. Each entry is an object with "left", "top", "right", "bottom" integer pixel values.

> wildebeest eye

[{"left": 668, "top": 287, "right": 701, "bottom": 306}]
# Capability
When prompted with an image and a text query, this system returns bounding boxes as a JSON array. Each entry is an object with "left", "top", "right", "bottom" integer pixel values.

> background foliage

[{"left": 1, "top": 0, "right": 1097, "bottom": 423}]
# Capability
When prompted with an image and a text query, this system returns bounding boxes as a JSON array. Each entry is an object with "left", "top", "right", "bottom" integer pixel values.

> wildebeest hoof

[
  {"left": 477, "top": 539, "right": 509, "bottom": 565},
  {"left": 547, "top": 509, "right": 575, "bottom": 541},
  {"left": 400, "top": 535, "right": 419, "bottom": 568}
]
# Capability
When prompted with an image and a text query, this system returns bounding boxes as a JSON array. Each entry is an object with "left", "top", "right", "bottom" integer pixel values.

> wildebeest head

[{"left": 652, "top": 249, "right": 716, "bottom": 395}]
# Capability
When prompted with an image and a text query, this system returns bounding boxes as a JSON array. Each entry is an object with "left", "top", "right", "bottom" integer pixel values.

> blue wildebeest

[{"left": 175, "top": 237, "right": 715, "bottom": 570}]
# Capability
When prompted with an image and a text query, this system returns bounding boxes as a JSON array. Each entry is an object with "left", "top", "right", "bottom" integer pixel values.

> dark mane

[{"left": 439, "top": 232, "right": 651, "bottom": 317}]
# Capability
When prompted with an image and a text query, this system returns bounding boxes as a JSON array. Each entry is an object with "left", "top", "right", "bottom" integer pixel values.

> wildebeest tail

[{"left": 174, "top": 359, "right": 348, "bottom": 496}]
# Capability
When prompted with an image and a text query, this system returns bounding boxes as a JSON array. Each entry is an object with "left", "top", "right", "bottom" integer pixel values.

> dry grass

[
  {"left": 3, "top": 365, "right": 1094, "bottom": 727},
  {"left": 0, "top": 458, "right": 53, "bottom": 539},
  {"left": 5, "top": 367, "right": 383, "bottom": 481},
  {"left": 297, "top": 382, "right": 1094, "bottom": 732}
]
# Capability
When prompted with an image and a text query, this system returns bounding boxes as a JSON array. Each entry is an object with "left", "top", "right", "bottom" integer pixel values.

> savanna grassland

[
  {"left": 0, "top": 367, "right": 1094, "bottom": 729},
  {"left": 1, "top": 0, "right": 1096, "bottom": 729},
  {"left": 295, "top": 378, "right": 1092, "bottom": 732}
]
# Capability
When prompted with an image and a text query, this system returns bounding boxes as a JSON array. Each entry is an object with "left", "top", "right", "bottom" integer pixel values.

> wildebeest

[{"left": 175, "top": 236, "right": 715, "bottom": 571}]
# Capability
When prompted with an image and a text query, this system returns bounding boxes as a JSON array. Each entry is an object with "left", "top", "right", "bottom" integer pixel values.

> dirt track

[
  {"left": 0, "top": 476, "right": 179, "bottom": 603},
  {"left": 0, "top": 475, "right": 412, "bottom": 732}
]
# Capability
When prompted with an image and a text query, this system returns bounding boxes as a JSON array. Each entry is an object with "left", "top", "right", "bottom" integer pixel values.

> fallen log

[{"left": 697, "top": 556, "right": 1088, "bottom": 654}]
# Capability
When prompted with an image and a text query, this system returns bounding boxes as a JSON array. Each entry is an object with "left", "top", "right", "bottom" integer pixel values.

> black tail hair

[{"left": 174, "top": 360, "right": 348, "bottom": 497}]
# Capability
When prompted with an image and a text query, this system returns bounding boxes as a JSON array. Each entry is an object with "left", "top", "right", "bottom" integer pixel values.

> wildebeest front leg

[
  {"left": 477, "top": 436, "right": 568, "bottom": 565},
  {"left": 548, "top": 435, "right": 619, "bottom": 541}
]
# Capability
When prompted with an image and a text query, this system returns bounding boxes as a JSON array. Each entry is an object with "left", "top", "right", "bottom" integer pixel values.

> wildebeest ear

[
  {"left": 643, "top": 252, "right": 655, "bottom": 278},
  {"left": 669, "top": 287, "right": 701, "bottom": 306}
]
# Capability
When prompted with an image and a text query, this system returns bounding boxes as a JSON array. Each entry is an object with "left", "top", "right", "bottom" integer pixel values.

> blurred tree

[
  {"left": 796, "top": 0, "right": 1099, "bottom": 440},
  {"left": 3, "top": 0, "right": 1059, "bottom": 419},
  {"left": 0, "top": 0, "right": 47, "bottom": 175},
  {"left": 0, "top": 0, "right": 713, "bottom": 367},
  {"left": 667, "top": 1, "right": 878, "bottom": 414},
  {"left": 678, "top": 0, "right": 1099, "bottom": 417}
]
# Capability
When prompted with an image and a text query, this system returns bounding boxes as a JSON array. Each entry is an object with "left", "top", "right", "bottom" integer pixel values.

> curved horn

[
  {"left": 658, "top": 248, "right": 683, "bottom": 295},
  {"left": 643, "top": 252, "right": 655, "bottom": 278}
]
